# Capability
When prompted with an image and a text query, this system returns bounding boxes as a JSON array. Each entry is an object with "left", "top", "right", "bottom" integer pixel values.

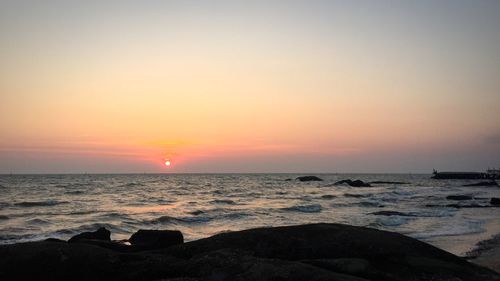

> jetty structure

[{"left": 432, "top": 168, "right": 500, "bottom": 180}]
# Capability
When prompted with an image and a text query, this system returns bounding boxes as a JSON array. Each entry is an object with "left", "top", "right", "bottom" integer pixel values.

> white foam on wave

[{"left": 375, "top": 216, "right": 410, "bottom": 227}]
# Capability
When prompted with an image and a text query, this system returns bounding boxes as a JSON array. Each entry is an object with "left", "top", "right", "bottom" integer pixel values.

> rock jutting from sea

[{"left": 1, "top": 223, "right": 499, "bottom": 281}]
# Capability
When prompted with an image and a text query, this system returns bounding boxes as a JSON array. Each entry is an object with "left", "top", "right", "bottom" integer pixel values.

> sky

[{"left": 1, "top": 0, "right": 499, "bottom": 173}]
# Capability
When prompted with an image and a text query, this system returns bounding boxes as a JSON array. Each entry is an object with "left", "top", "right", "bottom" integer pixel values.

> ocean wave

[
  {"left": 56, "top": 182, "right": 88, "bottom": 188},
  {"left": 68, "top": 210, "right": 97, "bottom": 216},
  {"left": 27, "top": 218, "right": 51, "bottom": 225},
  {"left": 281, "top": 204, "right": 322, "bottom": 213},
  {"left": 55, "top": 223, "right": 129, "bottom": 236},
  {"left": 189, "top": 210, "right": 205, "bottom": 215},
  {"left": 344, "top": 193, "right": 371, "bottom": 198},
  {"left": 412, "top": 221, "right": 485, "bottom": 239},
  {"left": 410, "top": 209, "right": 456, "bottom": 218},
  {"left": 14, "top": 200, "right": 69, "bottom": 207},
  {"left": 151, "top": 215, "right": 212, "bottom": 224},
  {"left": 356, "top": 200, "right": 384, "bottom": 207},
  {"left": 221, "top": 212, "right": 251, "bottom": 220},
  {"left": 95, "top": 212, "right": 130, "bottom": 220},
  {"left": 374, "top": 216, "right": 410, "bottom": 227},
  {"left": 119, "top": 182, "right": 146, "bottom": 187}
]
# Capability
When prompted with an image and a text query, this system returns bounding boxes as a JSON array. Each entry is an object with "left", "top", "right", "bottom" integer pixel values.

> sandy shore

[{"left": 468, "top": 233, "right": 500, "bottom": 273}]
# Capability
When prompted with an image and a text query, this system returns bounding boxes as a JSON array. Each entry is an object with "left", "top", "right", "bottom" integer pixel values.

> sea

[{"left": 1, "top": 173, "right": 499, "bottom": 256}]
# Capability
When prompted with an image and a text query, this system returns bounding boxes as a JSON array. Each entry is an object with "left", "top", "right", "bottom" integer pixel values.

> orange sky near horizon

[{"left": 1, "top": 1, "right": 499, "bottom": 173}]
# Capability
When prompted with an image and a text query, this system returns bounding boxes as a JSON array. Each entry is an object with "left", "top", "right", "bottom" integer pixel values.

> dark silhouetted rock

[
  {"left": 129, "top": 229, "right": 183, "bottom": 250},
  {"left": 491, "top": 198, "right": 500, "bottom": 205},
  {"left": 321, "top": 194, "right": 337, "bottom": 199},
  {"left": 370, "top": 211, "right": 414, "bottom": 216},
  {"left": 68, "top": 227, "right": 110, "bottom": 243},
  {"left": 446, "top": 195, "right": 473, "bottom": 201},
  {"left": 464, "top": 181, "right": 498, "bottom": 187},
  {"left": 1, "top": 224, "right": 499, "bottom": 281},
  {"left": 296, "top": 176, "right": 323, "bottom": 182},
  {"left": 335, "top": 179, "right": 371, "bottom": 187}
]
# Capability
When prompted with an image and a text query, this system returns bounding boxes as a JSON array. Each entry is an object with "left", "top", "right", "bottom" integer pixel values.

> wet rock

[
  {"left": 491, "top": 198, "right": 500, "bottom": 206},
  {"left": 68, "top": 227, "right": 110, "bottom": 243},
  {"left": 166, "top": 223, "right": 500, "bottom": 281},
  {"left": 446, "top": 195, "right": 473, "bottom": 201},
  {"left": 334, "top": 179, "right": 371, "bottom": 187},
  {"left": 129, "top": 229, "right": 183, "bottom": 250},
  {"left": 296, "top": 176, "right": 323, "bottom": 182},
  {"left": 463, "top": 181, "right": 498, "bottom": 187}
]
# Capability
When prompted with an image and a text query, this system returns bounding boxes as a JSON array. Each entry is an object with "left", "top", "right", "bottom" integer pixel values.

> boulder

[
  {"left": 491, "top": 198, "right": 500, "bottom": 206},
  {"left": 296, "top": 176, "right": 323, "bottom": 182},
  {"left": 129, "top": 229, "right": 183, "bottom": 250},
  {"left": 335, "top": 179, "right": 371, "bottom": 187},
  {"left": 1, "top": 224, "right": 499, "bottom": 281},
  {"left": 446, "top": 195, "right": 473, "bottom": 201},
  {"left": 68, "top": 227, "right": 110, "bottom": 243}
]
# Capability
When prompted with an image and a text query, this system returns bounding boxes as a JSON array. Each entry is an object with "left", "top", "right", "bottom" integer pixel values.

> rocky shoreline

[{"left": 1, "top": 223, "right": 500, "bottom": 281}]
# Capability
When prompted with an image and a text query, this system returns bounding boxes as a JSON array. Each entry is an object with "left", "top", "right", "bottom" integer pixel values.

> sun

[{"left": 164, "top": 160, "right": 171, "bottom": 167}]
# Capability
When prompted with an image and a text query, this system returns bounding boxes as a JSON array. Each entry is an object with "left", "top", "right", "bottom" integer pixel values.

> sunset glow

[{"left": 0, "top": 1, "right": 499, "bottom": 173}]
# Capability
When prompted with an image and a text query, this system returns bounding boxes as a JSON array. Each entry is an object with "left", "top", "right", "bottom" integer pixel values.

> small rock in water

[
  {"left": 296, "top": 176, "right": 323, "bottom": 182},
  {"left": 68, "top": 227, "right": 111, "bottom": 243},
  {"left": 446, "top": 195, "right": 473, "bottom": 201},
  {"left": 334, "top": 179, "right": 371, "bottom": 187},
  {"left": 463, "top": 181, "right": 498, "bottom": 187},
  {"left": 129, "top": 229, "right": 183, "bottom": 250},
  {"left": 491, "top": 198, "right": 500, "bottom": 205}
]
